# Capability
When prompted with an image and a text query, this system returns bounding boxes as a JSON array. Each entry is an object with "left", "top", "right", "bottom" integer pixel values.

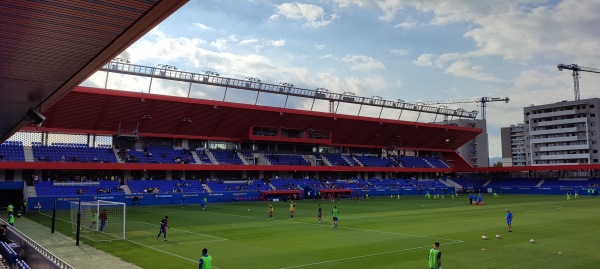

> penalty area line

[{"left": 277, "top": 241, "right": 464, "bottom": 269}]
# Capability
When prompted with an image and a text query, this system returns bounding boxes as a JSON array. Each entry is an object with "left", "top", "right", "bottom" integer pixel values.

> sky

[{"left": 82, "top": 0, "right": 600, "bottom": 158}]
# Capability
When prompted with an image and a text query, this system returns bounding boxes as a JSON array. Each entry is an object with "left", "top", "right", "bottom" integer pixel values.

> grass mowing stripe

[
  {"left": 39, "top": 212, "right": 221, "bottom": 269},
  {"left": 137, "top": 221, "right": 228, "bottom": 241},
  {"left": 179, "top": 206, "right": 465, "bottom": 242},
  {"left": 121, "top": 238, "right": 223, "bottom": 269},
  {"left": 277, "top": 241, "right": 464, "bottom": 269}
]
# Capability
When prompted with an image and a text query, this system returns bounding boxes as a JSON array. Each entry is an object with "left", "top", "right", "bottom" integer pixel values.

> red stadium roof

[
  {"left": 31, "top": 86, "right": 482, "bottom": 151},
  {"left": 0, "top": 0, "right": 188, "bottom": 142}
]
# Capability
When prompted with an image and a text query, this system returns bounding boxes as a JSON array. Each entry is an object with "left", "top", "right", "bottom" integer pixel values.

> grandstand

[{"left": 1, "top": 1, "right": 600, "bottom": 268}]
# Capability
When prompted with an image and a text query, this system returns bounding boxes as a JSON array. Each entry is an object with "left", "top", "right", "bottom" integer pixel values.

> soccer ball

[
  {"left": 481, "top": 235, "right": 488, "bottom": 240},
  {"left": 530, "top": 239, "right": 535, "bottom": 243},
  {"left": 495, "top": 234, "right": 500, "bottom": 239}
]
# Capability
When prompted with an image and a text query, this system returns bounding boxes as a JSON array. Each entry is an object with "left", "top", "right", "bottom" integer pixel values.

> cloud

[
  {"left": 390, "top": 49, "right": 409, "bottom": 56},
  {"left": 333, "top": 0, "right": 371, "bottom": 8},
  {"left": 341, "top": 55, "right": 386, "bottom": 71},
  {"left": 414, "top": 53, "right": 502, "bottom": 82},
  {"left": 394, "top": 21, "right": 416, "bottom": 29},
  {"left": 376, "top": 0, "right": 404, "bottom": 22},
  {"left": 315, "top": 44, "right": 325, "bottom": 50},
  {"left": 413, "top": 54, "right": 435, "bottom": 66},
  {"left": 239, "top": 39, "right": 259, "bottom": 46},
  {"left": 270, "top": 39, "right": 286, "bottom": 47},
  {"left": 193, "top": 23, "right": 213, "bottom": 31},
  {"left": 273, "top": 3, "right": 338, "bottom": 28},
  {"left": 444, "top": 60, "right": 504, "bottom": 82},
  {"left": 210, "top": 38, "right": 229, "bottom": 51}
]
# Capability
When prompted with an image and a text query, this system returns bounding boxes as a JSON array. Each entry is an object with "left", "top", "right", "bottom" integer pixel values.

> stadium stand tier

[
  {"left": 0, "top": 141, "right": 25, "bottom": 162},
  {"left": 32, "top": 143, "right": 117, "bottom": 163}
]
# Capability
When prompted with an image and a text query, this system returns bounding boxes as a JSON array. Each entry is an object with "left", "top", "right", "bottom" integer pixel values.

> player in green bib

[
  {"left": 199, "top": 248, "right": 212, "bottom": 269},
  {"left": 90, "top": 213, "right": 98, "bottom": 230},
  {"left": 8, "top": 212, "right": 15, "bottom": 227},
  {"left": 332, "top": 206, "right": 339, "bottom": 228},
  {"left": 7, "top": 203, "right": 14, "bottom": 217},
  {"left": 428, "top": 242, "right": 441, "bottom": 269}
]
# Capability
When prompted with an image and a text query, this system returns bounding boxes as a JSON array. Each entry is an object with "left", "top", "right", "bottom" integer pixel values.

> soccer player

[
  {"left": 157, "top": 216, "right": 169, "bottom": 241},
  {"left": 268, "top": 204, "right": 273, "bottom": 220},
  {"left": 318, "top": 204, "right": 322, "bottom": 223},
  {"left": 506, "top": 209, "right": 513, "bottom": 232},
  {"left": 90, "top": 212, "right": 98, "bottom": 230},
  {"left": 99, "top": 209, "right": 108, "bottom": 232},
  {"left": 289, "top": 201, "right": 296, "bottom": 220},
  {"left": 199, "top": 247, "right": 212, "bottom": 269},
  {"left": 469, "top": 192, "right": 473, "bottom": 205},
  {"left": 477, "top": 193, "right": 483, "bottom": 205},
  {"left": 427, "top": 242, "right": 442, "bottom": 269},
  {"left": 201, "top": 197, "right": 207, "bottom": 210},
  {"left": 332, "top": 206, "right": 339, "bottom": 228}
]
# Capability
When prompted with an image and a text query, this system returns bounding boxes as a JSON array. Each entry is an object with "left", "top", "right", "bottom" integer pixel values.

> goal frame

[{"left": 70, "top": 200, "right": 126, "bottom": 241}]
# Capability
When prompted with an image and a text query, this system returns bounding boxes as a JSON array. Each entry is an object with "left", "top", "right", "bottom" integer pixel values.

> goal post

[{"left": 70, "top": 200, "right": 126, "bottom": 242}]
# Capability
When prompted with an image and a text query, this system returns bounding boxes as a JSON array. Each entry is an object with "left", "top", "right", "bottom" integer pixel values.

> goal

[{"left": 70, "top": 200, "right": 126, "bottom": 241}]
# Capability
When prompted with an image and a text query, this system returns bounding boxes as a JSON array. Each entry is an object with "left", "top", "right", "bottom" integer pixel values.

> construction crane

[
  {"left": 415, "top": 97, "right": 510, "bottom": 120},
  {"left": 557, "top": 64, "right": 600, "bottom": 101}
]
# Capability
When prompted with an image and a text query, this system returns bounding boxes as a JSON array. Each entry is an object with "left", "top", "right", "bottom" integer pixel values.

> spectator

[{"left": 0, "top": 225, "right": 20, "bottom": 252}]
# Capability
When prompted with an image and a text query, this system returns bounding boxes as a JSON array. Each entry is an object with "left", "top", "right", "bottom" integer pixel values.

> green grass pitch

[{"left": 26, "top": 195, "right": 600, "bottom": 268}]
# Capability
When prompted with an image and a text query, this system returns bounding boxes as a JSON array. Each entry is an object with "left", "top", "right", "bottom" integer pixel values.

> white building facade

[{"left": 524, "top": 98, "right": 600, "bottom": 165}]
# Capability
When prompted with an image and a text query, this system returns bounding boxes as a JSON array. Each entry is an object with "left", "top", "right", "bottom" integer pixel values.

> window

[{"left": 592, "top": 114, "right": 596, "bottom": 118}]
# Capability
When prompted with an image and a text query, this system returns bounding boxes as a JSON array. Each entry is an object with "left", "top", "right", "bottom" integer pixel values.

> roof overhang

[
  {"left": 26, "top": 86, "right": 482, "bottom": 150},
  {"left": 0, "top": 0, "right": 188, "bottom": 142}
]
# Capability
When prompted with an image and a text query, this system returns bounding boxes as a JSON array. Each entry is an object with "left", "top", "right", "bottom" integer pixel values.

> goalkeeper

[{"left": 90, "top": 212, "right": 98, "bottom": 230}]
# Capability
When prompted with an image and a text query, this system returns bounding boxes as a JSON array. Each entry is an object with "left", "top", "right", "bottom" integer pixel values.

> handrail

[{"left": 0, "top": 219, "right": 75, "bottom": 269}]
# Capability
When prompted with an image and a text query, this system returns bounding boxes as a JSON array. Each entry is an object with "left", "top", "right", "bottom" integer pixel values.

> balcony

[
  {"left": 538, "top": 144, "right": 589, "bottom": 151},
  {"left": 530, "top": 136, "right": 578, "bottom": 144},
  {"left": 538, "top": 153, "right": 589, "bottom": 160},
  {"left": 529, "top": 127, "right": 576, "bottom": 136},
  {"left": 528, "top": 109, "right": 576, "bottom": 119}
]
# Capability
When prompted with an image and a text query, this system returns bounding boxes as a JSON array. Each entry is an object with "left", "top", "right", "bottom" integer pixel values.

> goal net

[{"left": 70, "top": 200, "right": 126, "bottom": 242}]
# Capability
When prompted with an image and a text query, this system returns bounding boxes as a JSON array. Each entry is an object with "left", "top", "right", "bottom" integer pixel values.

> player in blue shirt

[
  {"left": 506, "top": 209, "right": 513, "bottom": 232},
  {"left": 200, "top": 198, "right": 206, "bottom": 210},
  {"left": 157, "top": 216, "right": 169, "bottom": 241}
]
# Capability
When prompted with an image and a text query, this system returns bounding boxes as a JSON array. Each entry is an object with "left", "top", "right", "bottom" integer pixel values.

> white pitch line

[
  {"left": 38, "top": 213, "right": 221, "bottom": 269},
  {"left": 137, "top": 221, "right": 228, "bottom": 241},
  {"left": 277, "top": 241, "right": 464, "bottom": 269}
]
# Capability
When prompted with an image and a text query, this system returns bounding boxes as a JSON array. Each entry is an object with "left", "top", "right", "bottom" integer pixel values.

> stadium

[{"left": 1, "top": 1, "right": 600, "bottom": 269}]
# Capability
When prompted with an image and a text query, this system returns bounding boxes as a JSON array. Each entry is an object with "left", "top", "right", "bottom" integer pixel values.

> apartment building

[
  {"left": 524, "top": 98, "right": 600, "bottom": 165},
  {"left": 500, "top": 124, "right": 526, "bottom": 166}
]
